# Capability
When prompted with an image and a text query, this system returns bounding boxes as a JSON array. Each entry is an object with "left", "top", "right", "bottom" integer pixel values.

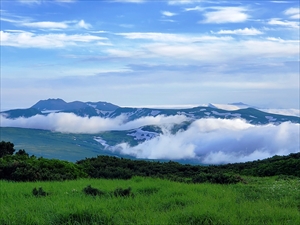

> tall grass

[{"left": 1, "top": 176, "right": 299, "bottom": 225}]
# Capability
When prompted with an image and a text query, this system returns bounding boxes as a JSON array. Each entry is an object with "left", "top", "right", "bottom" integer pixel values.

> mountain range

[
  {"left": 1, "top": 98, "right": 299, "bottom": 125},
  {"left": 1, "top": 98, "right": 299, "bottom": 163}
]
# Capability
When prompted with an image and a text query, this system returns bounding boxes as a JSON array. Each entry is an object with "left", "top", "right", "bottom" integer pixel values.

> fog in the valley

[
  {"left": 1, "top": 113, "right": 299, "bottom": 164},
  {"left": 0, "top": 113, "right": 188, "bottom": 133}
]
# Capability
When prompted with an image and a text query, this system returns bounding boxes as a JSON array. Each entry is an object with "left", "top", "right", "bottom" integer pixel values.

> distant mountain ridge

[
  {"left": 207, "top": 102, "right": 253, "bottom": 111},
  {"left": 31, "top": 98, "right": 119, "bottom": 111},
  {"left": 1, "top": 98, "right": 299, "bottom": 125}
]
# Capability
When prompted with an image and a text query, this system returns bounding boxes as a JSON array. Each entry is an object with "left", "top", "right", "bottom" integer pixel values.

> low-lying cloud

[
  {"left": 110, "top": 118, "right": 299, "bottom": 164},
  {"left": 0, "top": 113, "right": 187, "bottom": 133},
  {"left": 1, "top": 113, "right": 299, "bottom": 164}
]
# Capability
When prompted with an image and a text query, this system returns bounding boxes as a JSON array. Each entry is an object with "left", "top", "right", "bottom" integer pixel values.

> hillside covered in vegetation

[{"left": 1, "top": 141, "right": 299, "bottom": 183}]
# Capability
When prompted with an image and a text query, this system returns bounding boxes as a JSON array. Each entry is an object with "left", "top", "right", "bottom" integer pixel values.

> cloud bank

[
  {"left": 110, "top": 118, "right": 299, "bottom": 164},
  {"left": 0, "top": 113, "right": 187, "bottom": 133},
  {"left": 1, "top": 113, "right": 299, "bottom": 164}
]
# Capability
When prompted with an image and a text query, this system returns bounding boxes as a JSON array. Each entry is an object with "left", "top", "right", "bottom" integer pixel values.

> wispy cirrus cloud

[
  {"left": 117, "top": 32, "right": 232, "bottom": 42},
  {"left": 22, "top": 21, "right": 69, "bottom": 29},
  {"left": 18, "top": 0, "right": 41, "bottom": 4},
  {"left": 111, "top": 0, "right": 146, "bottom": 3},
  {"left": 168, "top": 0, "right": 204, "bottom": 5},
  {"left": 55, "top": 0, "right": 77, "bottom": 2},
  {"left": 202, "top": 7, "right": 249, "bottom": 23},
  {"left": 213, "top": 27, "right": 263, "bottom": 35},
  {"left": 184, "top": 6, "right": 204, "bottom": 11},
  {"left": 0, "top": 31, "right": 107, "bottom": 48},
  {"left": 161, "top": 11, "right": 177, "bottom": 17},
  {"left": 147, "top": 42, "right": 296, "bottom": 62},
  {"left": 270, "top": 1, "right": 290, "bottom": 3},
  {"left": 18, "top": 0, "right": 76, "bottom": 4},
  {"left": 268, "top": 18, "right": 299, "bottom": 28},
  {"left": 4, "top": 17, "right": 91, "bottom": 30}
]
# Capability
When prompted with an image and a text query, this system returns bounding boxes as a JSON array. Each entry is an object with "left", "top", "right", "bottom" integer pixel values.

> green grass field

[
  {"left": 0, "top": 127, "right": 138, "bottom": 162},
  {"left": 1, "top": 176, "right": 299, "bottom": 225}
]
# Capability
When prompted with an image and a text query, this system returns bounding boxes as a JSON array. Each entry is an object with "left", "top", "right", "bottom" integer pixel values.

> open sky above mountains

[{"left": 1, "top": 0, "right": 299, "bottom": 110}]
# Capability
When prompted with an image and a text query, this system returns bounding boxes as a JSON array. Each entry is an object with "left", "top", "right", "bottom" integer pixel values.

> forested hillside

[{"left": 0, "top": 141, "right": 299, "bottom": 183}]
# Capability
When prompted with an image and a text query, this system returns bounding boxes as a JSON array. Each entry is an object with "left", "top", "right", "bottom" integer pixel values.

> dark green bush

[
  {"left": 32, "top": 187, "right": 48, "bottom": 197},
  {"left": 0, "top": 141, "right": 15, "bottom": 158},
  {"left": 192, "top": 172, "right": 242, "bottom": 184},
  {"left": 113, "top": 187, "right": 134, "bottom": 198},
  {"left": 82, "top": 185, "right": 105, "bottom": 196}
]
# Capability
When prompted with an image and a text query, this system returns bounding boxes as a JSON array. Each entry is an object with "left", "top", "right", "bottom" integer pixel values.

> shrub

[
  {"left": 192, "top": 172, "right": 242, "bottom": 184},
  {"left": 0, "top": 141, "right": 15, "bottom": 158},
  {"left": 82, "top": 185, "right": 105, "bottom": 196},
  {"left": 113, "top": 187, "right": 134, "bottom": 198},
  {"left": 32, "top": 187, "right": 48, "bottom": 197}
]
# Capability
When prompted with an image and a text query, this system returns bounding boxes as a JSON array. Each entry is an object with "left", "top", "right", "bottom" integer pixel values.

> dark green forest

[{"left": 0, "top": 141, "right": 299, "bottom": 184}]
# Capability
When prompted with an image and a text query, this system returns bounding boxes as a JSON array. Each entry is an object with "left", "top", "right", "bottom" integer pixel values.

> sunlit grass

[{"left": 1, "top": 176, "right": 299, "bottom": 225}]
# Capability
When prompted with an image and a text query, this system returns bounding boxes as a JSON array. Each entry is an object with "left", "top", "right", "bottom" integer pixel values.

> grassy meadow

[{"left": 1, "top": 176, "right": 299, "bottom": 225}]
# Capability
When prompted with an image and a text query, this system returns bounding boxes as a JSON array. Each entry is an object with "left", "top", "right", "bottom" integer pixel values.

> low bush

[
  {"left": 113, "top": 187, "right": 134, "bottom": 198},
  {"left": 192, "top": 172, "right": 242, "bottom": 184},
  {"left": 82, "top": 185, "right": 105, "bottom": 196},
  {"left": 32, "top": 187, "right": 49, "bottom": 197}
]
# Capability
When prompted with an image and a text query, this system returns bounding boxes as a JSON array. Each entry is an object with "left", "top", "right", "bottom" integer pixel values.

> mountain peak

[
  {"left": 208, "top": 103, "right": 251, "bottom": 111},
  {"left": 30, "top": 98, "right": 119, "bottom": 111},
  {"left": 31, "top": 98, "right": 68, "bottom": 111},
  {"left": 229, "top": 102, "right": 249, "bottom": 106}
]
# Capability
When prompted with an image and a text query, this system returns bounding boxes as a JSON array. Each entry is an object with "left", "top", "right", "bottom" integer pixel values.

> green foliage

[
  {"left": 32, "top": 187, "right": 48, "bottom": 197},
  {"left": 77, "top": 152, "right": 300, "bottom": 184},
  {"left": 82, "top": 185, "right": 105, "bottom": 196},
  {"left": 0, "top": 148, "right": 87, "bottom": 182},
  {"left": 192, "top": 172, "right": 244, "bottom": 184},
  {"left": 0, "top": 141, "right": 299, "bottom": 183},
  {"left": 218, "top": 153, "right": 300, "bottom": 177},
  {"left": 15, "top": 149, "right": 29, "bottom": 157},
  {"left": 0, "top": 141, "right": 15, "bottom": 158},
  {"left": 113, "top": 187, "right": 134, "bottom": 198}
]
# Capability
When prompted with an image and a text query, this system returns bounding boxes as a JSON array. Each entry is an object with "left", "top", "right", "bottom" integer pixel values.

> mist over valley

[{"left": 1, "top": 98, "right": 299, "bottom": 164}]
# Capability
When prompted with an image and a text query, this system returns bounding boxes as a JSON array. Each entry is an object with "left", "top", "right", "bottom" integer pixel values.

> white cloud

[
  {"left": 76, "top": 20, "right": 92, "bottom": 29},
  {"left": 0, "top": 31, "right": 107, "bottom": 48},
  {"left": 104, "top": 33, "right": 299, "bottom": 64},
  {"left": 270, "top": 1, "right": 290, "bottom": 3},
  {"left": 111, "top": 119, "right": 300, "bottom": 163},
  {"left": 18, "top": 0, "right": 76, "bottom": 4},
  {"left": 119, "top": 24, "right": 135, "bottom": 28},
  {"left": 168, "top": 0, "right": 204, "bottom": 5},
  {"left": 140, "top": 38, "right": 299, "bottom": 62},
  {"left": 214, "top": 27, "right": 263, "bottom": 35},
  {"left": 117, "top": 32, "right": 232, "bottom": 42},
  {"left": 184, "top": 6, "right": 204, "bottom": 11},
  {"left": 18, "top": 0, "right": 41, "bottom": 4},
  {"left": 161, "top": 11, "right": 177, "bottom": 17},
  {"left": 55, "top": 0, "right": 76, "bottom": 2},
  {"left": 260, "top": 108, "right": 300, "bottom": 117},
  {"left": 284, "top": 7, "right": 300, "bottom": 19},
  {"left": 0, "top": 113, "right": 188, "bottom": 133},
  {"left": 2, "top": 15, "right": 92, "bottom": 31},
  {"left": 112, "top": 0, "right": 145, "bottom": 3},
  {"left": 268, "top": 18, "right": 299, "bottom": 28},
  {"left": 202, "top": 7, "right": 249, "bottom": 23},
  {"left": 22, "top": 21, "right": 69, "bottom": 29},
  {"left": 2, "top": 113, "right": 298, "bottom": 164}
]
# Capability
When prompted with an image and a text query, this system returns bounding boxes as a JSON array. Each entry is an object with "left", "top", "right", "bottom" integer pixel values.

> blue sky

[{"left": 1, "top": 0, "right": 299, "bottom": 110}]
